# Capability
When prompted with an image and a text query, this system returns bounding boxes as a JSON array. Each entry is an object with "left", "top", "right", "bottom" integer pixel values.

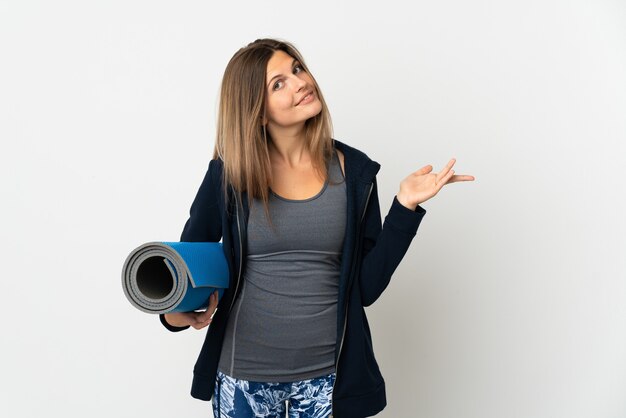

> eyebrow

[{"left": 267, "top": 58, "right": 298, "bottom": 89}]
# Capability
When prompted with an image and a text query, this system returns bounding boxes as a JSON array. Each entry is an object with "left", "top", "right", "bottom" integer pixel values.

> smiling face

[{"left": 264, "top": 50, "right": 322, "bottom": 133}]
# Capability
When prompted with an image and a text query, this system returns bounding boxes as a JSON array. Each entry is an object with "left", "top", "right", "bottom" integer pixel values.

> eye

[
  {"left": 272, "top": 80, "right": 284, "bottom": 91},
  {"left": 293, "top": 64, "right": 304, "bottom": 74}
]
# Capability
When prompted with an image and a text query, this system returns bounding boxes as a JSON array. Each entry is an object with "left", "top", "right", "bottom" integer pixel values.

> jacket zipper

[
  {"left": 331, "top": 181, "right": 374, "bottom": 417},
  {"left": 228, "top": 189, "right": 243, "bottom": 314}
]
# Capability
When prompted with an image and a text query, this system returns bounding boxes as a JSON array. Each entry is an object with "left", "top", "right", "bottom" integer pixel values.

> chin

[
  {"left": 270, "top": 104, "right": 323, "bottom": 128},
  {"left": 306, "top": 101, "right": 323, "bottom": 118}
]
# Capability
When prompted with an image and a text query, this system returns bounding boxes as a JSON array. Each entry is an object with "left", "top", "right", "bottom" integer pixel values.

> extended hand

[
  {"left": 163, "top": 290, "right": 219, "bottom": 330},
  {"left": 396, "top": 158, "right": 475, "bottom": 210}
]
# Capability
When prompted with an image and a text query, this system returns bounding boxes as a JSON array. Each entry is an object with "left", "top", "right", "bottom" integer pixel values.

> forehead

[{"left": 266, "top": 50, "right": 296, "bottom": 80}]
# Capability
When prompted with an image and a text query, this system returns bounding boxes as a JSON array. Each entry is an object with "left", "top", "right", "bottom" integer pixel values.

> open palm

[{"left": 397, "top": 158, "right": 475, "bottom": 210}]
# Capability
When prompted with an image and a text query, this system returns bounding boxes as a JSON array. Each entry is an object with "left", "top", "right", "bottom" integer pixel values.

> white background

[{"left": 2, "top": 1, "right": 625, "bottom": 417}]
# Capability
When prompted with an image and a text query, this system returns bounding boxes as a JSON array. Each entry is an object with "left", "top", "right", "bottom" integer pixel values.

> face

[{"left": 263, "top": 50, "right": 322, "bottom": 132}]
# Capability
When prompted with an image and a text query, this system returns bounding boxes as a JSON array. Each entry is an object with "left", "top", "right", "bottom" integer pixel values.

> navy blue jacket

[{"left": 161, "top": 139, "right": 426, "bottom": 417}]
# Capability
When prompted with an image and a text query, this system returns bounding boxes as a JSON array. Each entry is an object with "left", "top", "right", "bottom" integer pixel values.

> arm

[
  {"left": 179, "top": 159, "right": 223, "bottom": 243},
  {"left": 358, "top": 179, "right": 426, "bottom": 307},
  {"left": 358, "top": 158, "right": 474, "bottom": 306},
  {"left": 161, "top": 159, "right": 224, "bottom": 331}
]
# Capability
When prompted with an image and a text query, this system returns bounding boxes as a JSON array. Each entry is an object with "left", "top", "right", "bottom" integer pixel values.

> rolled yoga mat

[{"left": 122, "top": 242, "right": 229, "bottom": 314}]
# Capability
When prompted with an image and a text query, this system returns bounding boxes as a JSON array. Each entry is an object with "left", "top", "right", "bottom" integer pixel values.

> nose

[{"left": 292, "top": 74, "right": 307, "bottom": 92}]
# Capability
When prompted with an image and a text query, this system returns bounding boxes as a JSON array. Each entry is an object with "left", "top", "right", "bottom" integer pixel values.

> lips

[{"left": 296, "top": 90, "right": 314, "bottom": 106}]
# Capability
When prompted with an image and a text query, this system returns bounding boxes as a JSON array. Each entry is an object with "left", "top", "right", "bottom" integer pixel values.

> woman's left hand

[{"left": 396, "top": 158, "right": 475, "bottom": 210}]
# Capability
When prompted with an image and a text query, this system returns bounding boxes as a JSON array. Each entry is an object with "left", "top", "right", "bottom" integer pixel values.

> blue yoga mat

[{"left": 121, "top": 242, "right": 229, "bottom": 314}]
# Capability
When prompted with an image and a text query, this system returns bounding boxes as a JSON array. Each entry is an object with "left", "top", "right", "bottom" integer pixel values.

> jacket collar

[{"left": 333, "top": 139, "right": 381, "bottom": 184}]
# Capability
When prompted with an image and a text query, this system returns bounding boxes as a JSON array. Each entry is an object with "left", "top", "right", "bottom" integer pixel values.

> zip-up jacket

[{"left": 160, "top": 139, "right": 426, "bottom": 417}]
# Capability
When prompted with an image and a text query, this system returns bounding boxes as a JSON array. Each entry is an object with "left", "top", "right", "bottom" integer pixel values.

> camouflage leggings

[{"left": 212, "top": 370, "right": 335, "bottom": 418}]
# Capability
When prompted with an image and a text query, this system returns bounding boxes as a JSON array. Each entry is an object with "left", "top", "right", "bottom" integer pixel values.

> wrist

[
  {"left": 396, "top": 193, "right": 417, "bottom": 211},
  {"left": 164, "top": 312, "right": 185, "bottom": 327},
  {"left": 160, "top": 313, "right": 190, "bottom": 332}
]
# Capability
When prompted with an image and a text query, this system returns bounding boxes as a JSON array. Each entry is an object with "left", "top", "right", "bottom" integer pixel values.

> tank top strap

[{"left": 329, "top": 148, "right": 345, "bottom": 182}]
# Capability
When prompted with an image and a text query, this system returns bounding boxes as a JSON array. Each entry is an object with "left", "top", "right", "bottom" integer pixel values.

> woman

[{"left": 159, "top": 39, "right": 474, "bottom": 418}]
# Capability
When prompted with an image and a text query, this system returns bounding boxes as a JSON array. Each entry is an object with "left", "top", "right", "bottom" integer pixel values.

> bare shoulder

[{"left": 335, "top": 148, "right": 345, "bottom": 177}]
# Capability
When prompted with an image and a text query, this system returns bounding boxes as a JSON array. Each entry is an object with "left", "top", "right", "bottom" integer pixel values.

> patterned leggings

[{"left": 212, "top": 370, "right": 335, "bottom": 418}]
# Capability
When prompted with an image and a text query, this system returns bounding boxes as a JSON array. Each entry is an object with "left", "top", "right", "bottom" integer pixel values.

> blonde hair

[{"left": 213, "top": 38, "right": 334, "bottom": 216}]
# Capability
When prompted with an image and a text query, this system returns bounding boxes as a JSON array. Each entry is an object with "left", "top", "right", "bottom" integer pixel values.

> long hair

[{"left": 212, "top": 38, "right": 334, "bottom": 217}]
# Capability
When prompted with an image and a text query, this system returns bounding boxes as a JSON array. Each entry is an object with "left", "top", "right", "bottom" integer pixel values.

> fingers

[
  {"left": 414, "top": 165, "right": 433, "bottom": 175},
  {"left": 207, "top": 290, "right": 219, "bottom": 314},
  {"left": 434, "top": 159, "right": 476, "bottom": 186},
  {"left": 436, "top": 169, "right": 456, "bottom": 191},
  {"left": 446, "top": 174, "right": 475, "bottom": 184},
  {"left": 435, "top": 158, "right": 456, "bottom": 184},
  {"left": 191, "top": 291, "right": 220, "bottom": 329},
  {"left": 191, "top": 313, "right": 212, "bottom": 330},
  {"left": 201, "top": 291, "right": 220, "bottom": 319},
  {"left": 191, "top": 320, "right": 211, "bottom": 330}
]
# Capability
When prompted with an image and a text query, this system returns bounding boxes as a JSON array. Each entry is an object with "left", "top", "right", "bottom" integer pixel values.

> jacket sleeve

[
  {"left": 358, "top": 178, "right": 426, "bottom": 307},
  {"left": 179, "top": 159, "right": 223, "bottom": 243},
  {"left": 160, "top": 159, "right": 224, "bottom": 332}
]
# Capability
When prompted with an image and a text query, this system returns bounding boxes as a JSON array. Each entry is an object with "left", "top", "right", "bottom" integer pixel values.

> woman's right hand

[{"left": 163, "top": 290, "right": 220, "bottom": 330}]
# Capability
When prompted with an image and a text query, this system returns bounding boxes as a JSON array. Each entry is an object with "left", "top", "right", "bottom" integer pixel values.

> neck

[{"left": 266, "top": 124, "right": 309, "bottom": 168}]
